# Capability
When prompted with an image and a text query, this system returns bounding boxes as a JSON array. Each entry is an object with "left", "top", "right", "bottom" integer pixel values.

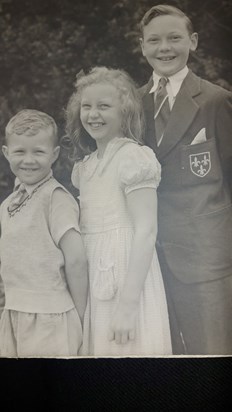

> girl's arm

[
  {"left": 0, "top": 271, "right": 5, "bottom": 319},
  {"left": 59, "top": 229, "right": 88, "bottom": 324},
  {"left": 108, "top": 187, "right": 157, "bottom": 345}
]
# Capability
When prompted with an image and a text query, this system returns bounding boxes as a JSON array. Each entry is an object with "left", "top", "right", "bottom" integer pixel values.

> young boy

[
  {"left": 139, "top": 5, "right": 232, "bottom": 355},
  {"left": 0, "top": 109, "right": 88, "bottom": 357}
]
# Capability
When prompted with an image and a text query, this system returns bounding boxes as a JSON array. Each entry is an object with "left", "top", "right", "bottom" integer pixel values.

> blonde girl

[{"left": 66, "top": 67, "right": 172, "bottom": 356}]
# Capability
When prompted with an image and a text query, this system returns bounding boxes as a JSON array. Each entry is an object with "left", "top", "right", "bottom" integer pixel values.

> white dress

[{"left": 72, "top": 137, "right": 172, "bottom": 356}]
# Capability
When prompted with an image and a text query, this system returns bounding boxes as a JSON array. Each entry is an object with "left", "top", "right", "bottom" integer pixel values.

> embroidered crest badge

[{"left": 189, "top": 152, "right": 211, "bottom": 177}]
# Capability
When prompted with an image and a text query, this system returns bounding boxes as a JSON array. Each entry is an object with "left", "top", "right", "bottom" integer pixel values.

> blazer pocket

[
  {"left": 193, "top": 204, "right": 232, "bottom": 279},
  {"left": 181, "top": 138, "right": 222, "bottom": 187},
  {"left": 190, "top": 127, "right": 206, "bottom": 145},
  {"left": 162, "top": 204, "right": 232, "bottom": 284}
]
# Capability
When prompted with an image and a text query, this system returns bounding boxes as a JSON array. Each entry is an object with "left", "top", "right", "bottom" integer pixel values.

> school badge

[{"left": 189, "top": 152, "right": 211, "bottom": 177}]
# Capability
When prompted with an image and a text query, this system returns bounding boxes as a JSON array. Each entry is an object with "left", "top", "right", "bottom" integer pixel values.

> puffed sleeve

[
  {"left": 118, "top": 144, "right": 161, "bottom": 195},
  {"left": 71, "top": 161, "right": 81, "bottom": 189}
]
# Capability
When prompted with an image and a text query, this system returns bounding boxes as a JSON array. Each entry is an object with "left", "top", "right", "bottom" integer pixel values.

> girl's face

[{"left": 80, "top": 83, "right": 123, "bottom": 150}]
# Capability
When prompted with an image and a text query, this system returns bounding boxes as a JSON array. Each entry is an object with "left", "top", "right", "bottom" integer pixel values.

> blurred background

[{"left": 0, "top": 0, "right": 232, "bottom": 201}]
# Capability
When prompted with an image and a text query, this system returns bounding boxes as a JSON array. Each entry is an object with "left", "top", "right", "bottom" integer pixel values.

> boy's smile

[
  {"left": 140, "top": 15, "right": 198, "bottom": 77},
  {"left": 2, "top": 128, "right": 60, "bottom": 185}
]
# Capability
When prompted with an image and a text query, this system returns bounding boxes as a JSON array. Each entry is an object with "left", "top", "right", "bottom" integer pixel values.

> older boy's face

[
  {"left": 2, "top": 127, "right": 60, "bottom": 185},
  {"left": 140, "top": 15, "right": 198, "bottom": 77}
]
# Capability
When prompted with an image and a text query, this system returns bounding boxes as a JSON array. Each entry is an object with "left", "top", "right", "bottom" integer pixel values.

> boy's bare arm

[{"left": 59, "top": 229, "right": 88, "bottom": 323}]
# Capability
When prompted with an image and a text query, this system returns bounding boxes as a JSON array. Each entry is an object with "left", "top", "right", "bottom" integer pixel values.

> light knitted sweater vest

[{"left": 0, "top": 178, "right": 75, "bottom": 313}]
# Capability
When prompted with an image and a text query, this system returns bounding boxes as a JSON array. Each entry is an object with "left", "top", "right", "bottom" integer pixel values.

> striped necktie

[
  {"left": 8, "top": 183, "right": 28, "bottom": 212},
  {"left": 154, "top": 77, "right": 170, "bottom": 146}
]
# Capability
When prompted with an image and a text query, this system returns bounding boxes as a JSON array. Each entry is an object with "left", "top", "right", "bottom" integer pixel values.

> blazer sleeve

[{"left": 216, "top": 90, "right": 232, "bottom": 191}]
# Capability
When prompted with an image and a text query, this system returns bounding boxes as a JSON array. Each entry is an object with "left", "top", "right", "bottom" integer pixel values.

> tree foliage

[{"left": 0, "top": 0, "right": 231, "bottom": 201}]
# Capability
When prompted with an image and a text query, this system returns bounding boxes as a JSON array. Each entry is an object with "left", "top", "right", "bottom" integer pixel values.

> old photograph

[{"left": 0, "top": 0, "right": 232, "bottom": 358}]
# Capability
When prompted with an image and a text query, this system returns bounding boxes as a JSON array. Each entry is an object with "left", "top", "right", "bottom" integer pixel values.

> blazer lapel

[
  {"left": 141, "top": 77, "right": 157, "bottom": 151},
  {"left": 143, "top": 92, "right": 157, "bottom": 151},
  {"left": 157, "top": 71, "right": 202, "bottom": 159}
]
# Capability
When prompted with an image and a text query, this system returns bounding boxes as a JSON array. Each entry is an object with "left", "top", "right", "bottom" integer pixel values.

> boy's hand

[{"left": 108, "top": 301, "right": 138, "bottom": 344}]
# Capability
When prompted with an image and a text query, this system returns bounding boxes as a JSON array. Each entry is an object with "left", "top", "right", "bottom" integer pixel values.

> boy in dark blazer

[{"left": 139, "top": 4, "right": 232, "bottom": 355}]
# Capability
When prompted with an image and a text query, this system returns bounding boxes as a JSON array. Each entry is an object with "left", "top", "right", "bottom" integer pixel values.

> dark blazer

[{"left": 140, "top": 70, "right": 232, "bottom": 284}]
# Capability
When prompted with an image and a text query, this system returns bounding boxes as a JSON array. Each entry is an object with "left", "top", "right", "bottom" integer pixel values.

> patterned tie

[
  {"left": 154, "top": 77, "right": 171, "bottom": 146},
  {"left": 8, "top": 183, "right": 28, "bottom": 213}
]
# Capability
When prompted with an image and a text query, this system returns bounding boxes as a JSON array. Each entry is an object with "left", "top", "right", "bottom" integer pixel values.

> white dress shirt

[{"left": 149, "top": 66, "right": 189, "bottom": 110}]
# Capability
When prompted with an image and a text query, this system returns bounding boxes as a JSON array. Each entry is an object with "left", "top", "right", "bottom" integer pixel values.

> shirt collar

[
  {"left": 149, "top": 66, "right": 189, "bottom": 96},
  {"left": 14, "top": 170, "right": 53, "bottom": 194}
]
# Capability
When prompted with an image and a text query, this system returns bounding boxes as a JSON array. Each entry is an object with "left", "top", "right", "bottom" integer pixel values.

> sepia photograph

[{"left": 0, "top": 0, "right": 232, "bottom": 360}]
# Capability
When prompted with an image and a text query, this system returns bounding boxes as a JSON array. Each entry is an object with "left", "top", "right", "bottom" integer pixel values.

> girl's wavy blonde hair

[{"left": 65, "top": 66, "right": 144, "bottom": 160}]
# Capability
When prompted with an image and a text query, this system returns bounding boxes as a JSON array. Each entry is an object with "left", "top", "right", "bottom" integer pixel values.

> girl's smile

[
  {"left": 80, "top": 83, "right": 123, "bottom": 157},
  {"left": 88, "top": 122, "right": 104, "bottom": 128},
  {"left": 87, "top": 121, "right": 106, "bottom": 131}
]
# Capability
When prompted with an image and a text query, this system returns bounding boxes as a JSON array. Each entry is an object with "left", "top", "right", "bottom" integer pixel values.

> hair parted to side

[
  {"left": 139, "top": 4, "right": 194, "bottom": 36},
  {"left": 65, "top": 66, "right": 144, "bottom": 161},
  {"left": 5, "top": 109, "right": 58, "bottom": 145}
]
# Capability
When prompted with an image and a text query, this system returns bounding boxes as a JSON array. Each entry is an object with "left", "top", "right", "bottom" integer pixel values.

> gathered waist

[
  {"left": 81, "top": 222, "right": 133, "bottom": 234},
  {"left": 80, "top": 204, "right": 133, "bottom": 233},
  {"left": 5, "top": 287, "right": 74, "bottom": 313}
]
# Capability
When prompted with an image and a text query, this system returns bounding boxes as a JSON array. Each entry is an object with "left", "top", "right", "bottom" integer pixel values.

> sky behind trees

[{"left": 0, "top": 0, "right": 231, "bottom": 200}]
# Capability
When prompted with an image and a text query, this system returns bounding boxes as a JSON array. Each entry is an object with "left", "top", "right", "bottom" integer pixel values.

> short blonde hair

[
  {"left": 65, "top": 67, "right": 144, "bottom": 160},
  {"left": 5, "top": 109, "right": 58, "bottom": 145}
]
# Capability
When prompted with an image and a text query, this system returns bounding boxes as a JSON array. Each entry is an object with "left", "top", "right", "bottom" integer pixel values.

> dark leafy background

[{"left": 0, "top": 0, "right": 232, "bottom": 202}]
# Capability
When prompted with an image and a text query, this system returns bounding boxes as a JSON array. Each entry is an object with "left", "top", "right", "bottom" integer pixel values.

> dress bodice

[{"left": 72, "top": 137, "right": 161, "bottom": 233}]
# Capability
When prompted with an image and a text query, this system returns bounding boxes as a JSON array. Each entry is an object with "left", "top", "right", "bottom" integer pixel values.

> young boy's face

[
  {"left": 140, "top": 14, "right": 198, "bottom": 77},
  {"left": 2, "top": 127, "right": 60, "bottom": 185}
]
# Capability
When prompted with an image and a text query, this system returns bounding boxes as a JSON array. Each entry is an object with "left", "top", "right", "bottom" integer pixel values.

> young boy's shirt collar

[
  {"left": 149, "top": 66, "right": 189, "bottom": 109},
  {"left": 14, "top": 170, "right": 53, "bottom": 194}
]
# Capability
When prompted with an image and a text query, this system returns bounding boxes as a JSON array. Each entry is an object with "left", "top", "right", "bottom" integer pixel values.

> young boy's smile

[
  {"left": 2, "top": 127, "right": 60, "bottom": 185},
  {"left": 140, "top": 15, "right": 198, "bottom": 77}
]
